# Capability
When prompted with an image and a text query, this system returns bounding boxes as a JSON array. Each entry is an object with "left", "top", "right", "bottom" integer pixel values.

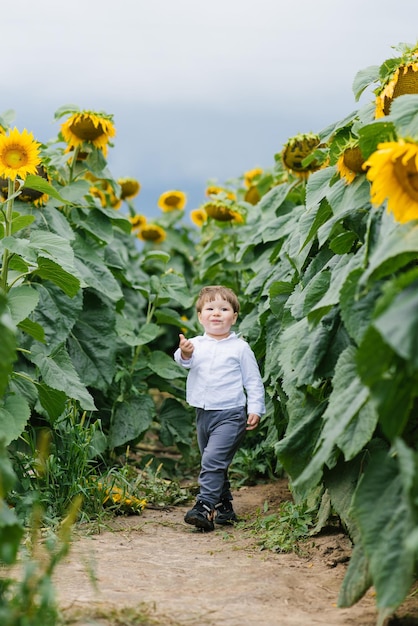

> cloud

[{"left": 3, "top": 0, "right": 418, "bottom": 216}]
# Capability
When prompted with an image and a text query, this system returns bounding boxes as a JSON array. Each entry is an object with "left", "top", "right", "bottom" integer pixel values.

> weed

[{"left": 238, "top": 499, "right": 315, "bottom": 555}]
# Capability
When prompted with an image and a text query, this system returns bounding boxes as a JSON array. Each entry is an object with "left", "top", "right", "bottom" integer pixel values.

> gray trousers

[{"left": 196, "top": 407, "right": 247, "bottom": 508}]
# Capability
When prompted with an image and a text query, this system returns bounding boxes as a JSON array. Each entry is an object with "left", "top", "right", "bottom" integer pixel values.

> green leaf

[
  {"left": 330, "top": 231, "right": 357, "bottom": 254},
  {"left": 0, "top": 501, "right": 23, "bottom": 564},
  {"left": 115, "top": 317, "right": 160, "bottom": 347},
  {"left": 340, "top": 268, "right": 381, "bottom": 344},
  {"left": 23, "top": 174, "right": 71, "bottom": 204},
  {"left": 29, "top": 230, "right": 75, "bottom": 270},
  {"left": 108, "top": 394, "right": 154, "bottom": 449},
  {"left": 0, "top": 394, "right": 30, "bottom": 445},
  {"left": 358, "top": 120, "right": 397, "bottom": 159},
  {"left": 37, "top": 383, "right": 67, "bottom": 421},
  {"left": 17, "top": 317, "right": 45, "bottom": 342},
  {"left": 373, "top": 279, "right": 418, "bottom": 367},
  {"left": 158, "top": 272, "right": 194, "bottom": 308},
  {"left": 29, "top": 343, "right": 96, "bottom": 411},
  {"left": 338, "top": 542, "right": 372, "bottom": 607},
  {"left": 67, "top": 290, "right": 117, "bottom": 391},
  {"left": 29, "top": 283, "right": 83, "bottom": 348},
  {"left": 144, "top": 250, "right": 171, "bottom": 264},
  {"left": 351, "top": 442, "right": 415, "bottom": 609},
  {"left": 275, "top": 389, "right": 325, "bottom": 480},
  {"left": 389, "top": 94, "right": 418, "bottom": 139},
  {"left": 72, "top": 234, "right": 123, "bottom": 302},
  {"left": 158, "top": 398, "right": 193, "bottom": 447},
  {"left": 362, "top": 215, "right": 418, "bottom": 283},
  {"left": 6, "top": 285, "right": 39, "bottom": 325},
  {"left": 294, "top": 346, "right": 371, "bottom": 496},
  {"left": 154, "top": 307, "right": 196, "bottom": 332},
  {"left": 33, "top": 257, "right": 80, "bottom": 297},
  {"left": 11, "top": 214, "right": 35, "bottom": 235},
  {"left": 352, "top": 65, "right": 380, "bottom": 101},
  {"left": 0, "top": 294, "right": 16, "bottom": 397},
  {"left": 357, "top": 327, "right": 416, "bottom": 440},
  {"left": 148, "top": 351, "right": 187, "bottom": 380}
]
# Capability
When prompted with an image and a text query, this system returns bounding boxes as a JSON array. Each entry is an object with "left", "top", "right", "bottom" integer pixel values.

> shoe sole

[{"left": 184, "top": 513, "right": 214, "bottom": 532}]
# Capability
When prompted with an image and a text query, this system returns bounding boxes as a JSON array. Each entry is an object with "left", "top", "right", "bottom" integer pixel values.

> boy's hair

[{"left": 196, "top": 286, "right": 240, "bottom": 314}]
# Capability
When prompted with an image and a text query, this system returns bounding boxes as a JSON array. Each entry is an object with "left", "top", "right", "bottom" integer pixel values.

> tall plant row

[{"left": 1, "top": 42, "right": 418, "bottom": 623}]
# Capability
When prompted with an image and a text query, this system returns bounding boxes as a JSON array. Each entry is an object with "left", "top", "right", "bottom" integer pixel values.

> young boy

[{"left": 174, "top": 285, "right": 265, "bottom": 531}]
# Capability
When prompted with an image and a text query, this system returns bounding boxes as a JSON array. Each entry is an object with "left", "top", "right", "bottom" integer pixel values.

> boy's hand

[
  {"left": 246, "top": 413, "right": 260, "bottom": 430},
  {"left": 179, "top": 333, "right": 194, "bottom": 359}
]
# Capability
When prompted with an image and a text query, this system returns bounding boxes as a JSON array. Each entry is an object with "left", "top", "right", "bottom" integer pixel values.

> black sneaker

[
  {"left": 184, "top": 500, "right": 215, "bottom": 531},
  {"left": 215, "top": 499, "right": 238, "bottom": 525}
]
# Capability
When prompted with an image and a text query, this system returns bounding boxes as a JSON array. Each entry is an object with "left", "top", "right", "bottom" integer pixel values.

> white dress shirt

[{"left": 174, "top": 332, "right": 265, "bottom": 415}]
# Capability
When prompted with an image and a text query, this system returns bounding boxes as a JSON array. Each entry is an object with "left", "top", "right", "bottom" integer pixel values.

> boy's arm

[{"left": 174, "top": 334, "right": 195, "bottom": 367}]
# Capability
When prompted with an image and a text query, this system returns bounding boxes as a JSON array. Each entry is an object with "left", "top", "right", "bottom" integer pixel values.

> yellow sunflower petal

[
  {"left": 61, "top": 111, "right": 116, "bottom": 157},
  {"left": 137, "top": 224, "right": 167, "bottom": 243},
  {"left": 190, "top": 208, "right": 207, "bottom": 227},
  {"left": 0, "top": 127, "right": 41, "bottom": 181},
  {"left": 365, "top": 140, "right": 418, "bottom": 223},
  {"left": 157, "top": 190, "right": 187, "bottom": 212}
]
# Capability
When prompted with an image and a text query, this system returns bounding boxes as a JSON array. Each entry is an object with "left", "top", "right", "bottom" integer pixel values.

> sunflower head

[
  {"left": 374, "top": 43, "right": 418, "bottom": 117},
  {"left": 19, "top": 165, "right": 50, "bottom": 205},
  {"left": 157, "top": 190, "right": 187, "bottom": 212},
  {"left": 205, "top": 185, "right": 236, "bottom": 201},
  {"left": 137, "top": 224, "right": 167, "bottom": 243},
  {"left": 336, "top": 146, "right": 366, "bottom": 184},
  {"left": 129, "top": 214, "right": 147, "bottom": 231},
  {"left": 243, "top": 167, "right": 263, "bottom": 188},
  {"left": 244, "top": 185, "right": 261, "bottom": 205},
  {"left": 364, "top": 139, "right": 418, "bottom": 223},
  {"left": 118, "top": 177, "right": 141, "bottom": 200},
  {"left": 0, "top": 127, "right": 41, "bottom": 181},
  {"left": 281, "top": 133, "right": 322, "bottom": 178},
  {"left": 61, "top": 110, "right": 116, "bottom": 157},
  {"left": 202, "top": 200, "right": 242, "bottom": 222},
  {"left": 190, "top": 208, "right": 207, "bottom": 228}
]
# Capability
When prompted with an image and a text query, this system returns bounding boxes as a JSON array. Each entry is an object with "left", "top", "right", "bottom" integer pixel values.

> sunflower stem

[
  {"left": 68, "top": 145, "right": 80, "bottom": 183},
  {"left": 0, "top": 178, "right": 16, "bottom": 293}
]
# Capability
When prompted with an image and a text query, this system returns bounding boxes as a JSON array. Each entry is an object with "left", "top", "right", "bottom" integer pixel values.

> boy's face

[{"left": 198, "top": 297, "right": 238, "bottom": 340}]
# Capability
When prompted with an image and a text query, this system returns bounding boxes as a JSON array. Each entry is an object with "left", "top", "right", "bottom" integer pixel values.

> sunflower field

[{"left": 2, "top": 40, "right": 418, "bottom": 625}]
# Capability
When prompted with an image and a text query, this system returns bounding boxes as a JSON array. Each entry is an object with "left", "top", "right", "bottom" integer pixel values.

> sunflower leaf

[
  {"left": 389, "top": 94, "right": 418, "bottom": 139},
  {"left": 352, "top": 65, "right": 380, "bottom": 101},
  {"left": 23, "top": 175, "right": 71, "bottom": 204}
]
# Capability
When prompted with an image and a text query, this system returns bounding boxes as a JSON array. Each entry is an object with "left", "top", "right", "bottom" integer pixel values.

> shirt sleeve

[
  {"left": 241, "top": 343, "right": 266, "bottom": 416},
  {"left": 174, "top": 347, "right": 194, "bottom": 369}
]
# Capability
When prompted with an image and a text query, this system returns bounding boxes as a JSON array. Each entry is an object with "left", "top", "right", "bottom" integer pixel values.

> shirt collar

[{"left": 203, "top": 331, "right": 237, "bottom": 341}]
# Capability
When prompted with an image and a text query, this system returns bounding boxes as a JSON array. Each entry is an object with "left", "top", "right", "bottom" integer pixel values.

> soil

[{"left": 54, "top": 480, "right": 418, "bottom": 626}]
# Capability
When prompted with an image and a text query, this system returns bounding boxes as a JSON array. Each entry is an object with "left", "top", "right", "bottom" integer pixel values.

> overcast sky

[{"left": 4, "top": 0, "right": 418, "bottom": 217}]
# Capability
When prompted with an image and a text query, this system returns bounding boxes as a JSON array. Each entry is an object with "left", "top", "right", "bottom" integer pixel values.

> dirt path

[{"left": 53, "top": 481, "right": 417, "bottom": 626}]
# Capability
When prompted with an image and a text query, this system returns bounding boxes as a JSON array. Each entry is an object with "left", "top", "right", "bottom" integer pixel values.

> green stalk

[{"left": 0, "top": 178, "right": 15, "bottom": 293}]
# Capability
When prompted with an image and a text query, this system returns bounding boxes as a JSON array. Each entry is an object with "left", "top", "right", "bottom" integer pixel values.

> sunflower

[
  {"left": 137, "top": 224, "right": 167, "bottom": 243},
  {"left": 244, "top": 185, "right": 261, "bottom": 205},
  {"left": 129, "top": 214, "right": 147, "bottom": 231},
  {"left": 336, "top": 146, "right": 366, "bottom": 184},
  {"left": 157, "top": 190, "right": 187, "bottom": 212},
  {"left": 205, "top": 185, "right": 236, "bottom": 201},
  {"left": 18, "top": 165, "right": 50, "bottom": 206},
  {"left": 118, "top": 177, "right": 141, "bottom": 200},
  {"left": 364, "top": 139, "right": 418, "bottom": 223},
  {"left": 190, "top": 208, "right": 207, "bottom": 227},
  {"left": 202, "top": 200, "right": 243, "bottom": 222},
  {"left": 243, "top": 167, "right": 263, "bottom": 188},
  {"left": 0, "top": 127, "right": 41, "bottom": 181},
  {"left": 61, "top": 111, "right": 116, "bottom": 156},
  {"left": 282, "top": 133, "right": 322, "bottom": 178},
  {"left": 375, "top": 57, "right": 418, "bottom": 118}
]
